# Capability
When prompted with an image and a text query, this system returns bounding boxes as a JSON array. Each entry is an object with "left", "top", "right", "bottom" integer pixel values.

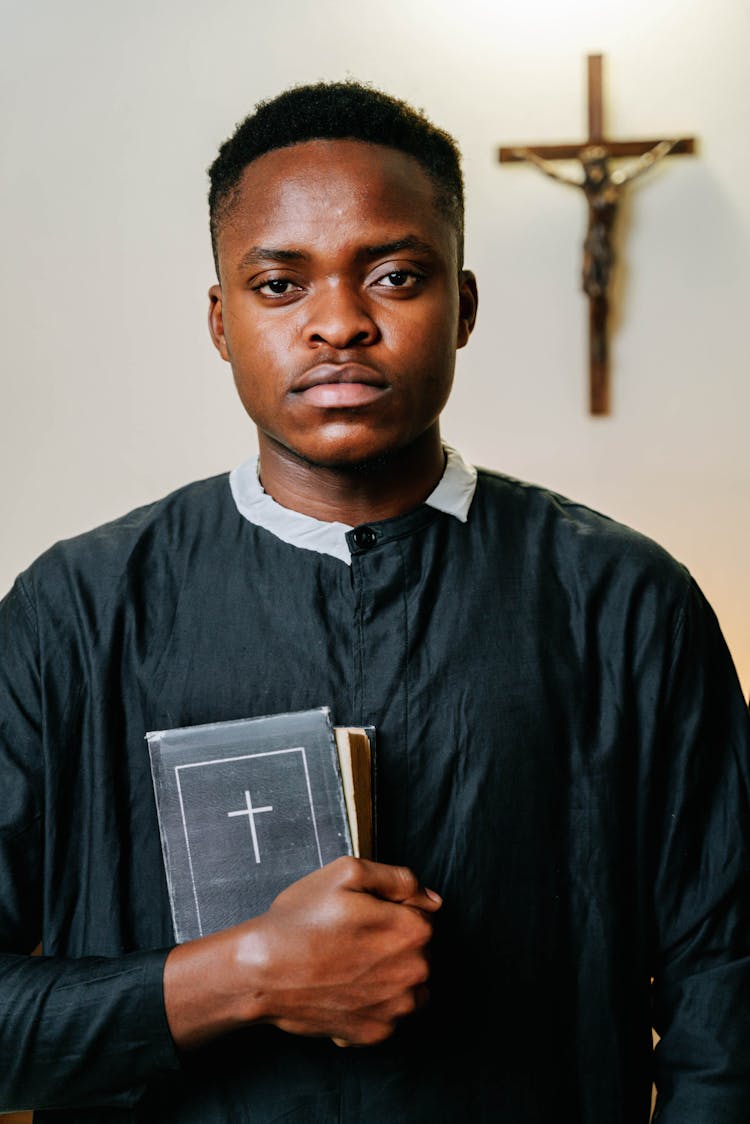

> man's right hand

[{"left": 163, "top": 857, "right": 442, "bottom": 1050}]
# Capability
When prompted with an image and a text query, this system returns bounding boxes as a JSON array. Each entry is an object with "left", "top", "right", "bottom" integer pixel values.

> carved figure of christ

[
  {"left": 499, "top": 55, "right": 695, "bottom": 414},
  {"left": 227, "top": 788, "right": 274, "bottom": 864}
]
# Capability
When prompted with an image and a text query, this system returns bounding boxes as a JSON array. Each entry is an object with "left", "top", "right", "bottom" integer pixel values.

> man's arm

[
  {"left": 650, "top": 580, "right": 750, "bottom": 1122},
  {"left": 0, "top": 578, "right": 440, "bottom": 1112},
  {"left": 164, "top": 858, "right": 440, "bottom": 1050},
  {"left": 0, "top": 577, "right": 178, "bottom": 1112}
]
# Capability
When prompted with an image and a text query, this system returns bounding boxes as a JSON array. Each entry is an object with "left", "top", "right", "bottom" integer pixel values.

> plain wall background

[{"left": 1, "top": 0, "right": 748, "bottom": 695}]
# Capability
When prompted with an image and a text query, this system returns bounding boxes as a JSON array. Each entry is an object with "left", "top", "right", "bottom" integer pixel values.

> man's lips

[{"left": 292, "top": 364, "right": 389, "bottom": 408}]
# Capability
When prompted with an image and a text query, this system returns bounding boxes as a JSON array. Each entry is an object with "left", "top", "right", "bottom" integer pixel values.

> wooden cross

[{"left": 499, "top": 55, "right": 696, "bottom": 415}]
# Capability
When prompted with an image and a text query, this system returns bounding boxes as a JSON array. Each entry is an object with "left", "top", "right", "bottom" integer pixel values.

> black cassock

[{"left": 2, "top": 468, "right": 750, "bottom": 1123}]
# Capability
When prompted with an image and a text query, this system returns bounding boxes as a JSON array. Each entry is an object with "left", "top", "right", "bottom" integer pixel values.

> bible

[{"left": 147, "top": 707, "right": 373, "bottom": 942}]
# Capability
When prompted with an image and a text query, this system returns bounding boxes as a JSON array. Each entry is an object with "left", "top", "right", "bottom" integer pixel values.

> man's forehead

[
  {"left": 215, "top": 138, "right": 454, "bottom": 266},
  {"left": 222, "top": 140, "right": 441, "bottom": 231}
]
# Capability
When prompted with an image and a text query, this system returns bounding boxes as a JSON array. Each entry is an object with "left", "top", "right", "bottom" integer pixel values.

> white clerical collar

[{"left": 229, "top": 445, "right": 478, "bottom": 566}]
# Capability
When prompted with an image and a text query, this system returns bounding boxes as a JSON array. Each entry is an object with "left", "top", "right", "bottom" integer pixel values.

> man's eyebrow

[
  {"left": 237, "top": 247, "right": 308, "bottom": 270},
  {"left": 235, "top": 236, "right": 436, "bottom": 272},
  {"left": 362, "top": 236, "right": 436, "bottom": 259}
]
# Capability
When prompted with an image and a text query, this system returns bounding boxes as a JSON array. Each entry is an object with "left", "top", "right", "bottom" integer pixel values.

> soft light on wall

[{"left": 1, "top": 0, "right": 748, "bottom": 693}]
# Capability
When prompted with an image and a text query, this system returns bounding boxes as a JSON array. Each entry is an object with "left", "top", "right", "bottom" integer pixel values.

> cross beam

[
  {"left": 500, "top": 137, "right": 695, "bottom": 162},
  {"left": 499, "top": 57, "right": 696, "bottom": 163},
  {"left": 499, "top": 55, "right": 696, "bottom": 414}
]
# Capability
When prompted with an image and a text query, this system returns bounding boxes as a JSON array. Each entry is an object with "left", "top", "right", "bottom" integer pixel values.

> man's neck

[{"left": 257, "top": 430, "right": 446, "bottom": 526}]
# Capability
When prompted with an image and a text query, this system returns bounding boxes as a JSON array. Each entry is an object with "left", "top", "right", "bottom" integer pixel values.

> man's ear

[
  {"left": 456, "top": 270, "right": 478, "bottom": 349},
  {"left": 208, "top": 284, "right": 231, "bottom": 361}
]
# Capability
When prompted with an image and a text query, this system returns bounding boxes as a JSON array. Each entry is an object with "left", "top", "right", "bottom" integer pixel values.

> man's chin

[
  {"left": 260, "top": 430, "right": 411, "bottom": 475},
  {"left": 289, "top": 446, "right": 399, "bottom": 475}
]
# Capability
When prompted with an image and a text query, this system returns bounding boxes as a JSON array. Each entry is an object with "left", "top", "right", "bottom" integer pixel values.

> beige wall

[{"left": 1, "top": 0, "right": 748, "bottom": 695}]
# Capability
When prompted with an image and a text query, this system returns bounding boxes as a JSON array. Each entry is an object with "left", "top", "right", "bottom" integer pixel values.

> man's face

[{"left": 209, "top": 139, "right": 477, "bottom": 470}]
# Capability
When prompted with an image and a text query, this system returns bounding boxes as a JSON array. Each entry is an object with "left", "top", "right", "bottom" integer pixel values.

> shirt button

[{"left": 352, "top": 525, "right": 377, "bottom": 549}]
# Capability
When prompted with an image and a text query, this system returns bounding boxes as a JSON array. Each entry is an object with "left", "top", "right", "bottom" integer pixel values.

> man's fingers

[
  {"left": 336, "top": 857, "right": 442, "bottom": 912},
  {"left": 330, "top": 983, "right": 431, "bottom": 1048},
  {"left": 400, "top": 886, "right": 442, "bottom": 912}
]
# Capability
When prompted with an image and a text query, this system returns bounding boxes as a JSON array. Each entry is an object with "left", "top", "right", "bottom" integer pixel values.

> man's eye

[
  {"left": 254, "top": 278, "right": 298, "bottom": 296},
  {"left": 376, "top": 270, "right": 423, "bottom": 289}
]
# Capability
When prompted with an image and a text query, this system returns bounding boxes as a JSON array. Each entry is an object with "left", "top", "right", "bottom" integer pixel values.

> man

[{"left": 1, "top": 82, "right": 749, "bottom": 1123}]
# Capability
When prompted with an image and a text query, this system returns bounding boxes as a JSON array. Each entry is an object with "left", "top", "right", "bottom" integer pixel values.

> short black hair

[{"left": 208, "top": 81, "right": 464, "bottom": 275}]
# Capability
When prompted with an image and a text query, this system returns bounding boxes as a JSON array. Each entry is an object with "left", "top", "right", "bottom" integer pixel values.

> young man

[{"left": 1, "top": 83, "right": 749, "bottom": 1123}]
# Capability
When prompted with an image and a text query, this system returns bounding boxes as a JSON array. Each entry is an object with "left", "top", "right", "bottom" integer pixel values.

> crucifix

[
  {"left": 227, "top": 787, "right": 273, "bottom": 864},
  {"left": 499, "top": 54, "right": 696, "bottom": 415}
]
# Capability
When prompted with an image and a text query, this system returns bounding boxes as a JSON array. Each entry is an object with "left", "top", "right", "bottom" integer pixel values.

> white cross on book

[{"left": 227, "top": 788, "right": 273, "bottom": 864}]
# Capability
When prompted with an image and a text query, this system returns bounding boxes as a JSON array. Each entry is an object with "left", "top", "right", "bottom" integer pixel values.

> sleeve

[
  {"left": 650, "top": 579, "right": 750, "bottom": 1123},
  {"left": 0, "top": 577, "right": 181, "bottom": 1113}
]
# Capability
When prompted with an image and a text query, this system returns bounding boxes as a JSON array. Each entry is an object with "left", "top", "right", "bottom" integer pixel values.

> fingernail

[{"left": 425, "top": 887, "right": 442, "bottom": 904}]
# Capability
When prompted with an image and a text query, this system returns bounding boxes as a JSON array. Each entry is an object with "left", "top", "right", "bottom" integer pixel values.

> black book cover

[{"left": 147, "top": 707, "right": 353, "bottom": 942}]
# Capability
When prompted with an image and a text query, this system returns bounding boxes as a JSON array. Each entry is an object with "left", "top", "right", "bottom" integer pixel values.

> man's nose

[{"left": 303, "top": 284, "right": 379, "bottom": 350}]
